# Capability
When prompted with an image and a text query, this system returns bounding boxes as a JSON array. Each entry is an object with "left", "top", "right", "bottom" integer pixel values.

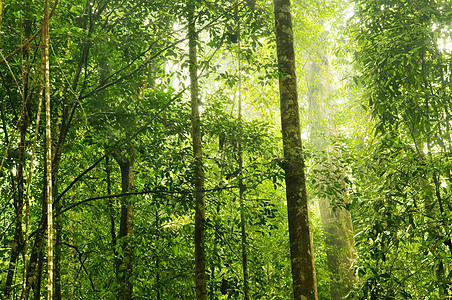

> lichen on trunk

[{"left": 273, "top": 0, "right": 318, "bottom": 299}]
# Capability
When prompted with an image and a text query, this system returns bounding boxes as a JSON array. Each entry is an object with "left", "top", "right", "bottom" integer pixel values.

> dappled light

[{"left": 0, "top": 0, "right": 451, "bottom": 299}]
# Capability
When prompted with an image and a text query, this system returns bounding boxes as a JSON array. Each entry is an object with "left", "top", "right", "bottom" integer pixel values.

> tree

[
  {"left": 188, "top": 2, "right": 207, "bottom": 299},
  {"left": 273, "top": 0, "right": 318, "bottom": 298},
  {"left": 41, "top": 0, "right": 53, "bottom": 298},
  {"left": 306, "top": 52, "right": 356, "bottom": 299},
  {"left": 0, "top": 0, "right": 373, "bottom": 299},
  {"left": 112, "top": 148, "right": 135, "bottom": 300}
]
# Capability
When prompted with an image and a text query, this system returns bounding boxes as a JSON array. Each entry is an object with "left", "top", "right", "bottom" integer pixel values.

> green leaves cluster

[{"left": 349, "top": 0, "right": 452, "bottom": 298}]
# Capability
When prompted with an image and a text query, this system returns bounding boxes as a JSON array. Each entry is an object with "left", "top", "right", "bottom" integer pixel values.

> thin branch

[
  {"left": 80, "top": 4, "right": 235, "bottom": 100},
  {"left": 0, "top": 0, "right": 59, "bottom": 65},
  {"left": 55, "top": 1, "right": 246, "bottom": 203},
  {"left": 55, "top": 88, "right": 187, "bottom": 204},
  {"left": 62, "top": 242, "right": 98, "bottom": 293},
  {"left": 57, "top": 186, "right": 240, "bottom": 216}
]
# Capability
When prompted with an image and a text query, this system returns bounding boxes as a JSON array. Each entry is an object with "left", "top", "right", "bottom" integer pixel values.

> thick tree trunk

[
  {"left": 273, "top": 0, "right": 318, "bottom": 299},
  {"left": 188, "top": 3, "right": 207, "bottom": 299},
  {"left": 113, "top": 149, "right": 135, "bottom": 300},
  {"left": 306, "top": 56, "right": 356, "bottom": 299},
  {"left": 318, "top": 195, "right": 355, "bottom": 299}
]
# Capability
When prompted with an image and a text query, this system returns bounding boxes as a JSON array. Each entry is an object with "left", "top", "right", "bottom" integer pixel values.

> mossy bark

[
  {"left": 273, "top": 0, "right": 318, "bottom": 299},
  {"left": 113, "top": 149, "right": 135, "bottom": 300},
  {"left": 188, "top": 2, "right": 207, "bottom": 299}
]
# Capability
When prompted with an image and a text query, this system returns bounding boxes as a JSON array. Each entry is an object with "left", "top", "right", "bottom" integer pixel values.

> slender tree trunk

[
  {"left": 306, "top": 56, "right": 356, "bottom": 299},
  {"left": 21, "top": 4, "right": 51, "bottom": 298},
  {"left": 106, "top": 155, "right": 120, "bottom": 281},
  {"left": 273, "top": 0, "right": 318, "bottom": 299},
  {"left": 188, "top": 2, "right": 207, "bottom": 299},
  {"left": 4, "top": 18, "right": 32, "bottom": 297},
  {"left": 113, "top": 149, "right": 135, "bottom": 300},
  {"left": 236, "top": 26, "right": 249, "bottom": 300},
  {"left": 154, "top": 203, "right": 161, "bottom": 300},
  {"left": 21, "top": 90, "right": 47, "bottom": 299},
  {"left": 41, "top": 0, "right": 53, "bottom": 298}
]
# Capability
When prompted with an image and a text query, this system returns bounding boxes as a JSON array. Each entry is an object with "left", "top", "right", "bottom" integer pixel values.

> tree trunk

[
  {"left": 106, "top": 155, "right": 120, "bottom": 281},
  {"left": 4, "top": 18, "right": 32, "bottom": 297},
  {"left": 188, "top": 2, "right": 207, "bottom": 299},
  {"left": 306, "top": 55, "right": 356, "bottom": 299},
  {"left": 273, "top": 0, "right": 318, "bottom": 299},
  {"left": 113, "top": 149, "right": 135, "bottom": 300},
  {"left": 236, "top": 24, "right": 249, "bottom": 300},
  {"left": 42, "top": 0, "right": 53, "bottom": 297},
  {"left": 22, "top": 169, "right": 46, "bottom": 299},
  {"left": 21, "top": 0, "right": 92, "bottom": 297}
]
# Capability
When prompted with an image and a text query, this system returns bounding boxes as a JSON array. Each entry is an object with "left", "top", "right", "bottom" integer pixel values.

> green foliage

[
  {"left": 1, "top": 0, "right": 404, "bottom": 299},
  {"left": 348, "top": 0, "right": 452, "bottom": 298}
]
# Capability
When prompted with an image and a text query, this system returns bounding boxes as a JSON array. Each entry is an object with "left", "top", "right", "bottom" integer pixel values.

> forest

[{"left": 0, "top": 0, "right": 451, "bottom": 299}]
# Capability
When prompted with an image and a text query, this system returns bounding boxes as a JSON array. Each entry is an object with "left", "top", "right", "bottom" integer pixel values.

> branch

[
  {"left": 80, "top": 3, "right": 236, "bottom": 100},
  {"left": 62, "top": 242, "right": 98, "bottom": 293},
  {"left": 55, "top": 88, "right": 187, "bottom": 204},
  {"left": 57, "top": 186, "right": 240, "bottom": 216},
  {"left": 55, "top": 1, "right": 247, "bottom": 202},
  {"left": 57, "top": 190, "right": 180, "bottom": 216}
]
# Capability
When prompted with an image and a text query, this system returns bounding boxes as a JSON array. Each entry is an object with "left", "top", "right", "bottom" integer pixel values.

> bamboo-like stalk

[{"left": 41, "top": 0, "right": 53, "bottom": 298}]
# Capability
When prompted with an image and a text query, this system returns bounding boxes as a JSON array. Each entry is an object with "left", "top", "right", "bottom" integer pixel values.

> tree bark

[
  {"left": 42, "top": 0, "right": 53, "bottom": 298},
  {"left": 273, "top": 0, "right": 318, "bottom": 299},
  {"left": 188, "top": 2, "right": 207, "bottom": 299},
  {"left": 113, "top": 149, "right": 135, "bottom": 300},
  {"left": 105, "top": 155, "right": 120, "bottom": 282},
  {"left": 236, "top": 22, "right": 249, "bottom": 300}
]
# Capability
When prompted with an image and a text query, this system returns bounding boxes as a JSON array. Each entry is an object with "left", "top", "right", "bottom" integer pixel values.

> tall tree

[
  {"left": 188, "top": 2, "right": 207, "bottom": 299},
  {"left": 273, "top": 0, "right": 318, "bottom": 299},
  {"left": 4, "top": 17, "right": 32, "bottom": 298},
  {"left": 41, "top": 0, "right": 53, "bottom": 298},
  {"left": 306, "top": 53, "right": 356, "bottom": 299},
  {"left": 113, "top": 148, "right": 135, "bottom": 300}
]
